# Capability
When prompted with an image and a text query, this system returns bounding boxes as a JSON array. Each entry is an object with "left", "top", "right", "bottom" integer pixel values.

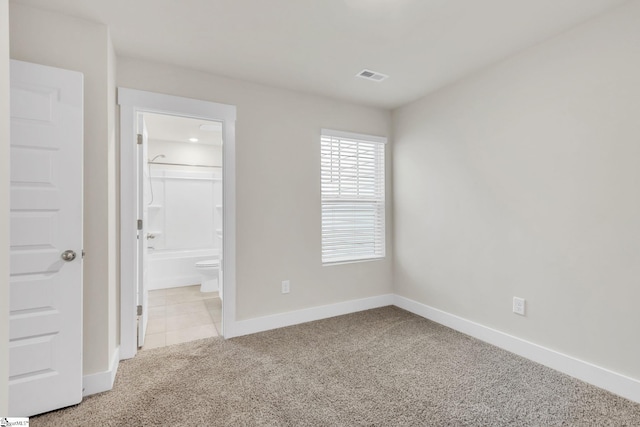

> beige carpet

[{"left": 33, "top": 307, "right": 640, "bottom": 426}]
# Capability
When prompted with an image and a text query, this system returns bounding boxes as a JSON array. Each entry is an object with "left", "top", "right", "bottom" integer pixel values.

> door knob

[{"left": 61, "top": 250, "right": 77, "bottom": 262}]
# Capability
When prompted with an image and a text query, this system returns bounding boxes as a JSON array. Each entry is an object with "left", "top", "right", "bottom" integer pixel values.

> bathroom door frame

[{"left": 118, "top": 88, "right": 237, "bottom": 360}]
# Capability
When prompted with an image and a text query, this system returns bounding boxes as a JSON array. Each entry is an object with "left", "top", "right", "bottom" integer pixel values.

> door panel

[
  {"left": 9, "top": 60, "right": 83, "bottom": 417},
  {"left": 137, "top": 116, "right": 149, "bottom": 347}
]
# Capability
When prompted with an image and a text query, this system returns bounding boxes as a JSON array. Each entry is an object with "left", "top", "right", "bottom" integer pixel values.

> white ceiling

[{"left": 12, "top": 0, "right": 628, "bottom": 109}]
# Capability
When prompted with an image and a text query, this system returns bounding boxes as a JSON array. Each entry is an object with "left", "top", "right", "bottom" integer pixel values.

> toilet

[{"left": 195, "top": 258, "right": 220, "bottom": 293}]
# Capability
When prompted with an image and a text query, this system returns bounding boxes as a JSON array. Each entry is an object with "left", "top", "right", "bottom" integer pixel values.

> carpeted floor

[{"left": 33, "top": 306, "right": 640, "bottom": 426}]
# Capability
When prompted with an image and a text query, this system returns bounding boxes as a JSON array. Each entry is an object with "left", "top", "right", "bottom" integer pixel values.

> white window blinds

[{"left": 321, "top": 129, "right": 386, "bottom": 264}]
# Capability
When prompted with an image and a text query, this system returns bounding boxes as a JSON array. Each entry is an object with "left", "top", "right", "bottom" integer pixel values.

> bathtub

[{"left": 147, "top": 248, "right": 220, "bottom": 290}]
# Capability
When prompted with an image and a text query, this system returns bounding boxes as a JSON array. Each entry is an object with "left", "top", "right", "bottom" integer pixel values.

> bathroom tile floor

[{"left": 142, "top": 285, "right": 222, "bottom": 351}]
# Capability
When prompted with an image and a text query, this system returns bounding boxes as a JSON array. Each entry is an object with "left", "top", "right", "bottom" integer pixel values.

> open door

[
  {"left": 9, "top": 60, "right": 83, "bottom": 416},
  {"left": 137, "top": 115, "right": 150, "bottom": 347}
]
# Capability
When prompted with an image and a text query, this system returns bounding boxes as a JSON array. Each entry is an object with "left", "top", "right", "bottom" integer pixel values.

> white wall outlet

[
  {"left": 281, "top": 280, "right": 290, "bottom": 294},
  {"left": 513, "top": 297, "right": 526, "bottom": 316}
]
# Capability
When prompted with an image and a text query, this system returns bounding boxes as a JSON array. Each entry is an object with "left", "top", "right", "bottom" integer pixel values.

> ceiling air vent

[{"left": 356, "top": 69, "right": 389, "bottom": 82}]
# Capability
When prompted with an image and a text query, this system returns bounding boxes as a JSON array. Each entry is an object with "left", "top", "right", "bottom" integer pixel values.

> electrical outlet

[
  {"left": 281, "top": 280, "right": 290, "bottom": 294},
  {"left": 513, "top": 297, "right": 525, "bottom": 316}
]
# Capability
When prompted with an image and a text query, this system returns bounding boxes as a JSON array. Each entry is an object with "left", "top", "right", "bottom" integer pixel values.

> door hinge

[
  {"left": 137, "top": 133, "right": 143, "bottom": 145},
  {"left": 137, "top": 305, "right": 143, "bottom": 316},
  {"left": 137, "top": 219, "right": 143, "bottom": 230}
]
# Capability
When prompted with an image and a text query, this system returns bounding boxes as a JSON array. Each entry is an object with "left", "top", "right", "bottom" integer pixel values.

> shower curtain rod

[{"left": 148, "top": 161, "right": 222, "bottom": 168}]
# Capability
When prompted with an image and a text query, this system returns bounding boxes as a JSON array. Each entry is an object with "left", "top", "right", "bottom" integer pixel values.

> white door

[
  {"left": 9, "top": 60, "right": 83, "bottom": 416},
  {"left": 137, "top": 116, "right": 149, "bottom": 347}
]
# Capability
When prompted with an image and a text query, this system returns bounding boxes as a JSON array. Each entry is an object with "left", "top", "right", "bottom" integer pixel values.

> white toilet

[{"left": 195, "top": 258, "right": 220, "bottom": 293}]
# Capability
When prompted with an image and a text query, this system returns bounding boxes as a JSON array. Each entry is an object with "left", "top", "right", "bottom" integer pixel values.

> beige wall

[
  {"left": 118, "top": 58, "right": 393, "bottom": 320},
  {"left": 0, "top": 0, "right": 9, "bottom": 415},
  {"left": 9, "top": 3, "right": 118, "bottom": 376},
  {"left": 393, "top": 0, "right": 640, "bottom": 380}
]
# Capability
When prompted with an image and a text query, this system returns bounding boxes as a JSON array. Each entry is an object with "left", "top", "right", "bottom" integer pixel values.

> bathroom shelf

[{"left": 148, "top": 204, "right": 163, "bottom": 209}]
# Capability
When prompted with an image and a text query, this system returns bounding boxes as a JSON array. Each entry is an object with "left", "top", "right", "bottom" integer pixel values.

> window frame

[{"left": 320, "top": 128, "right": 387, "bottom": 265}]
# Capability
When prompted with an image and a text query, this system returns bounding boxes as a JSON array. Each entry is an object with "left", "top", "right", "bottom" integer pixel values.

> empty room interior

[{"left": 1, "top": 0, "right": 640, "bottom": 424}]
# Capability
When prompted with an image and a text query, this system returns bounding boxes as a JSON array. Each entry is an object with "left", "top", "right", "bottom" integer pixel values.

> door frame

[{"left": 118, "top": 88, "right": 237, "bottom": 359}]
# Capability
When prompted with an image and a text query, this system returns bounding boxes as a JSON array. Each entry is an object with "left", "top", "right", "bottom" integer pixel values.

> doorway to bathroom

[
  {"left": 141, "top": 112, "right": 224, "bottom": 350},
  {"left": 118, "top": 88, "right": 237, "bottom": 361}
]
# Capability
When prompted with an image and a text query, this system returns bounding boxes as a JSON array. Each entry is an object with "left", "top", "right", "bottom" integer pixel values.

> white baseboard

[
  {"left": 225, "top": 294, "right": 394, "bottom": 338},
  {"left": 394, "top": 295, "right": 640, "bottom": 404},
  {"left": 97, "top": 294, "right": 639, "bottom": 404},
  {"left": 82, "top": 346, "right": 120, "bottom": 397}
]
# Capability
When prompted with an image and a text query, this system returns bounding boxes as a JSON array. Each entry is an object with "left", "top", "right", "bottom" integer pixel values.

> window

[{"left": 321, "top": 129, "right": 386, "bottom": 264}]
